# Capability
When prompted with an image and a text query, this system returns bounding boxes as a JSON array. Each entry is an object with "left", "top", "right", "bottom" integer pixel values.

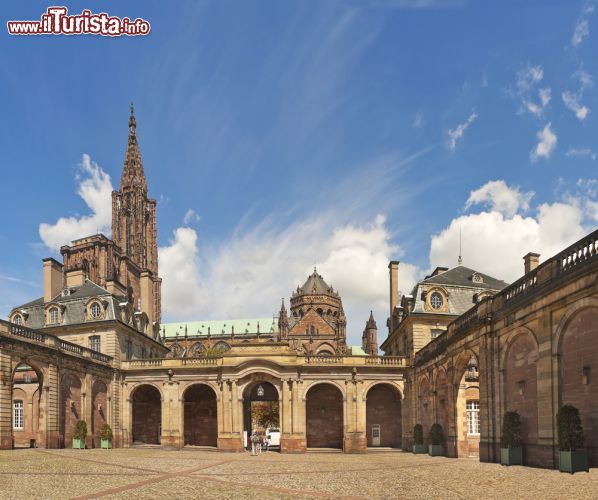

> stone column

[
  {"left": 0, "top": 352, "right": 13, "bottom": 449},
  {"left": 217, "top": 379, "right": 243, "bottom": 451},
  {"left": 536, "top": 310, "right": 556, "bottom": 467},
  {"left": 44, "top": 363, "right": 60, "bottom": 449},
  {"left": 82, "top": 373, "right": 93, "bottom": 449},
  {"left": 343, "top": 379, "right": 366, "bottom": 453},
  {"left": 160, "top": 381, "right": 181, "bottom": 449}
]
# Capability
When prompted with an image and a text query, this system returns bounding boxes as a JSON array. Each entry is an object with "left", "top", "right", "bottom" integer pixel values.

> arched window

[
  {"left": 49, "top": 307, "right": 59, "bottom": 324},
  {"left": 12, "top": 314, "right": 23, "bottom": 326},
  {"left": 90, "top": 302, "right": 102, "bottom": 319},
  {"left": 430, "top": 292, "right": 444, "bottom": 310}
]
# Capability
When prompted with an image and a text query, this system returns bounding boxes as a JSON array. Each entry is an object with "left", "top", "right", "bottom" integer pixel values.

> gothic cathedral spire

[{"left": 112, "top": 104, "right": 159, "bottom": 278}]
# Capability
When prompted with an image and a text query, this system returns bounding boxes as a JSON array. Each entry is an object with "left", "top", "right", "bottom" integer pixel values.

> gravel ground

[{"left": 0, "top": 449, "right": 595, "bottom": 499}]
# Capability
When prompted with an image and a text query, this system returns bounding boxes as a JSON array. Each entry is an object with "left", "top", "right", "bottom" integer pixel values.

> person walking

[{"left": 251, "top": 430, "right": 259, "bottom": 456}]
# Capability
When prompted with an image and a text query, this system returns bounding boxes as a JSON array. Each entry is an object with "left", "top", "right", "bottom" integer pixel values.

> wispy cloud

[
  {"left": 571, "top": 3, "right": 595, "bottom": 47},
  {"left": 447, "top": 111, "right": 478, "bottom": 151},
  {"left": 566, "top": 147, "right": 597, "bottom": 160},
  {"left": 530, "top": 122, "right": 557, "bottom": 162},
  {"left": 412, "top": 112, "right": 425, "bottom": 129},
  {"left": 0, "top": 275, "right": 41, "bottom": 288},
  {"left": 465, "top": 180, "right": 534, "bottom": 218},
  {"left": 183, "top": 209, "right": 201, "bottom": 226},
  {"left": 512, "top": 64, "right": 551, "bottom": 117},
  {"left": 562, "top": 67, "right": 593, "bottom": 121}
]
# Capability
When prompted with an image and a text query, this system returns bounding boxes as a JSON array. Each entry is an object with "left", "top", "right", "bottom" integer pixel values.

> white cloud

[
  {"left": 39, "top": 154, "right": 113, "bottom": 251},
  {"left": 465, "top": 180, "right": 534, "bottom": 218},
  {"left": 447, "top": 111, "right": 478, "bottom": 151},
  {"left": 412, "top": 112, "right": 425, "bottom": 129},
  {"left": 513, "top": 65, "right": 551, "bottom": 117},
  {"left": 562, "top": 68, "right": 593, "bottom": 121},
  {"left": 430, "top": 181, "right": 592, "bottom": 283},
  {"left": 530, "top": 122, "right": 557, "bottom": 161},
  {"left": 562, "top": 91, "right": 590, "bottom": 120},
  {"left": 566, "top": 147, "right": 597, "bottom": 160},
  {"left": 572, "top": 18, "right": 590, "bottom": 47},
  {"left": 183, "top": 209, "right": 201, "bottom": 225},
  {"left": 159, "top": 214, "right": 420, "bottom": 345}
]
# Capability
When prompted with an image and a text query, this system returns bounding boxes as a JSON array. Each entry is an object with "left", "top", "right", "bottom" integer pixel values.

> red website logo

[{"left": 7, "top": 6, "right": 151, "bottom": 36}]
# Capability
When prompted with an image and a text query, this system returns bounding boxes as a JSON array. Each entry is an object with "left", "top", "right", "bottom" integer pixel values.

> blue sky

[{"left": 1, "top": 1, "right": 597, "bottom": 345}]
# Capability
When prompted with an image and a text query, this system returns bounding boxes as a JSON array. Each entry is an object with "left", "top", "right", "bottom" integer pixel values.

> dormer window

[
  {"left": 90, "top": 303, "right": 101, "bottom": 319},
  {"left": 11, "top": 314, "right": 23, "bottom": 326},
  {"left": 48, "top": 307, "right": 60, "bottom": 325},
  {"left": 472, "top": 272, "right": 484, "bottom": 284}
]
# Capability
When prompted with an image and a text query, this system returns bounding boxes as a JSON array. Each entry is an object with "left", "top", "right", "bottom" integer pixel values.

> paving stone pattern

[{"left": 0, "top": 449, "right": 596, "bottom": 499}]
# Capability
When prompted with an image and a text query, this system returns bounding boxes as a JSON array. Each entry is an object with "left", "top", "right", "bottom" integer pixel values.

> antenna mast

[{"left": 458, "top": 226, "right": 463, "bottom": 265}]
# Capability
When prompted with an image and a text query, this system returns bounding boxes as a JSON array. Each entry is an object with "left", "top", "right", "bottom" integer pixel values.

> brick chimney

[
  {"left": 523, "top": 252, "right": 540, "bottom": 274},
  {"left": 43, "top": 258, "right": 63, "bottom": 303},
  {"left": 388, "top": 261, "right": 399, "bottom": 333}
]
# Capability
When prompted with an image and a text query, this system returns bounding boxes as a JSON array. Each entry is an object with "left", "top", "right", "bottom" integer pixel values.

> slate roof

[
  {"left": 299, "top": 270, "right": 333, "bottom": 294},
  {"left": 421, "top": 266, "right": 509, "bottom": 290}
]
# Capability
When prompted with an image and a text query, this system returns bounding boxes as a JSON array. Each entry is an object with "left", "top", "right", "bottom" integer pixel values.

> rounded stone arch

[
  {"left": 59, "top": 371, "right": 83, "bottom": 448},
  {"left": 187, "top": 342, "right": 206, "bottom": 358},
  {"left": 553, "top": 297, "right": 598, "bottom": 352},
  {"left": 305, "top": 382, "right": 345, "bottom": 449},
  {"left": 237, "top": 368, "right": 284, "bottom": 400},
  {"left": 130, "top": 383, "right": 162, "bottom": 445},
  {"left": 91, "top": 379, "right": 109, "bottom": 448},
  {"left": 499, "top": 326, "right": 539, "bottom": 372},
  {"left": 302, "top": 380, "right": 347, "bottom": 401},
  {"left": 315, "top": 343, "right": 336, "bottom": 356},
  {"left": 501, "top": 327, "right": 540, "bottom": 465},
  {"left": 182, "top": 383, "right": 218, "bottom": 447},
  {"left": 452, "top": 349, "right": 480, "bottom": 386},
  {"left": 364, "top": 382, "right": 402, "bottom": 448},
  {"left": 554, "top": 300, "right": 598, "bottom": 466},
  {"left": 11, "top": 360, "right": 44, "bottom": 448},
  {"left": 212, "top": 341, "right": 231, "bottom": 353},
  {"left": 180, "top": 381, "right": 220, "bottom": 402},
  {"left": 362, "top": 381, "right": 403, "bottom": 401}
]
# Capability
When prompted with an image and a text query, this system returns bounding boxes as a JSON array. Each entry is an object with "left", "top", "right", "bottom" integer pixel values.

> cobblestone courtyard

[{"left": 0, "top": 449, "right": 596, "bottom": 499}]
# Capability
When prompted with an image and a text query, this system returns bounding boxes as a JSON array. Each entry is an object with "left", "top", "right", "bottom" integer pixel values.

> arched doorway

[
  {"left": 558, "top": 306, "right": 598, "bottom": 467},
  {"left": 131, "top": 385, "right": 161, "bottom": 445},
  {"left": 183, "top": 384, "right": 217, "bottom": 447},
  {"left": 306, "top": 383, "right": 343, "bottom": 449},
  {"left": 243, "top": 381, "right": 280, "bottom": 450},
  {"left": 455, "top": 354, "right": 480, "bottom": 457},
  {"left": 60, "top": 372, "right": 82, "bottom": 448},
  {"left": 366, "top": 384, "right": 401, "bottom": 448},
  {"left": 12, "top": 362, "right": 42, "bottom": 448},
  {"left": 91, "top": 380, "right": 108, "bottom": 448}
]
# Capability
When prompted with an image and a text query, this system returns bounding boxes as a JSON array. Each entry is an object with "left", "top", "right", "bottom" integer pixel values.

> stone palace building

[{"left": 2, "top": 108, "right": 597, "bottom": 469}]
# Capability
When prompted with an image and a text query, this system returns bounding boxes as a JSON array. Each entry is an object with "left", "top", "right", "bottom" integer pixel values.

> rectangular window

[
  {"left": 88, "top": 335, "right": 101, "bottom": 352},
  {"left": 125, "top": 340, "right": 133, "bottom": 361},
  {"left": 141, "top": 346, "right": 147, "bottom": 359},
  {"left": 13, "top": 400, "right": 24, "bottom": 430},
  {"left": 466, "top": 400, "right": 480, "bottom": 435}
]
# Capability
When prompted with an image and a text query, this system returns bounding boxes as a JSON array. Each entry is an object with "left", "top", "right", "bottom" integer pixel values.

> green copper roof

[
  {"left": 162, "top": 317, "right": 279, "bottom": 338},
  {"left": 350, "top": 345, "right": 367, "bottom": 356}
]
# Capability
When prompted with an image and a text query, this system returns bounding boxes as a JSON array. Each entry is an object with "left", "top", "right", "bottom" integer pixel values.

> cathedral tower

[{"left": 111, "top": 104, "right": 158, "bottom": 275}]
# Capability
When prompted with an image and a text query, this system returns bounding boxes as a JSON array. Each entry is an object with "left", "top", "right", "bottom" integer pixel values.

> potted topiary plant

[
  {"left": 428, "top": 423, "right": 444, "bottom": 456},
  {"left": 72, "top": 420, "right": 87, "bottom": 449},
  {"left": 100, "top": 423, "right": 113, "bottom": 449},
  {"left": 413, "top": 424, "right": 426, "bottom": 454},
  {"left": 500, "top": 411, "right": 522, "bottom": 466},
  {"left": 557, "top": 404, "right": 589, "bottom": 474}
]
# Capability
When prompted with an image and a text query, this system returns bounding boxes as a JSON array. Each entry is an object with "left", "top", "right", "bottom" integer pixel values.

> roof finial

[
  {"left": 129, "top": 102, "right": 136, "bottom": 130},
  {"left": 457, "top": 226, "right": 463, "bottom": 265}
]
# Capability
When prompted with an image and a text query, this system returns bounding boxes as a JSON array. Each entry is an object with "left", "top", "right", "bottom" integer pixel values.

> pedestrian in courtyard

[{"left": 251, "top": 430, "right": 259, "bottom": 456}]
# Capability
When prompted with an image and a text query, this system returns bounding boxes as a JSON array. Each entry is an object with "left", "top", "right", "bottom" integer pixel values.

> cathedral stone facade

[{"left": 2, "top": 109, "right": 596, "bottom": 469}]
